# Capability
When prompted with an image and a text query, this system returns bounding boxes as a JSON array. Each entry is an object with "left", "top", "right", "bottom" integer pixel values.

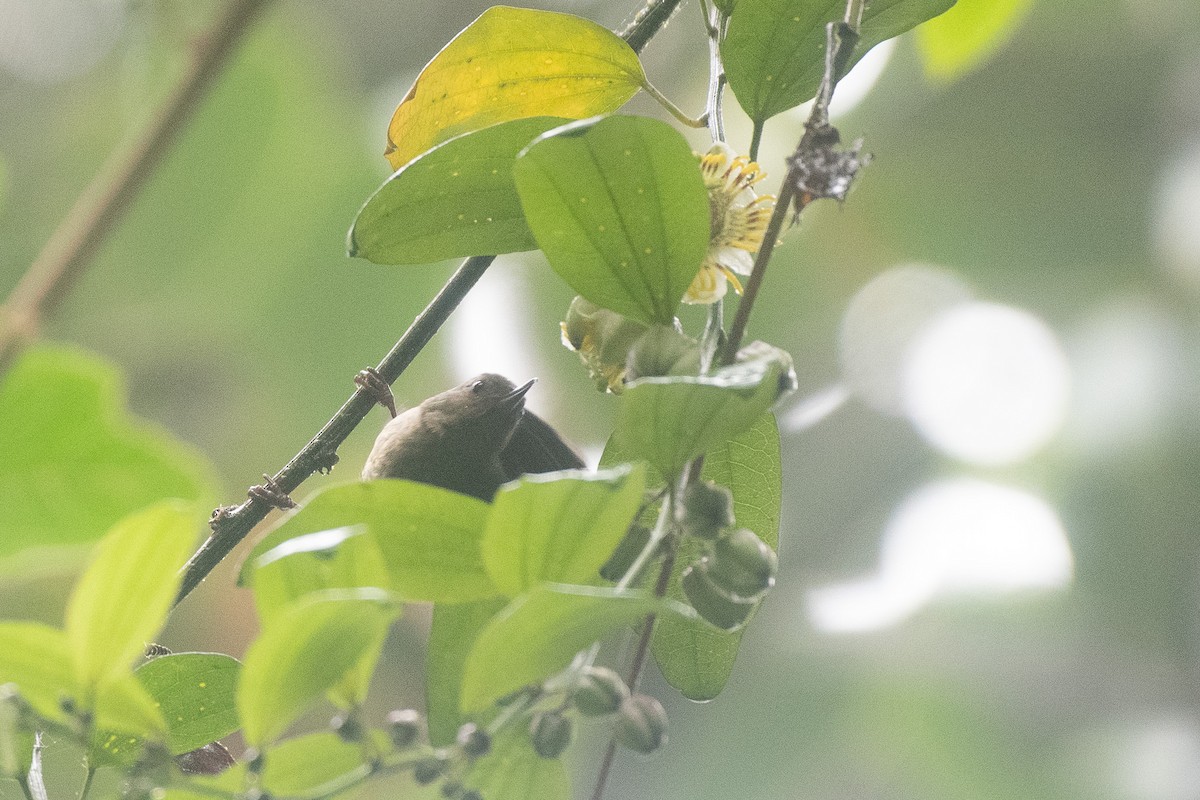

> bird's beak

[{"left": 499, "top": 378, "right": 536, "bottom": 413}]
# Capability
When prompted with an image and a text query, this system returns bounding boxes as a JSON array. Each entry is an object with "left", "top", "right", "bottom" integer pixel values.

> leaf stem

[
  {"left": 78, "top": 766, "right": 96, "bottom": 800},
  {"left": 0, "top": 0, "right": 275, "bottom": 376},
  {"left": 175, "top": 0, "right": 688, "bottom": 601},
  {"left": 615, "top": 489, "right": 674, "bottom": 591},
  {"left": 749, "top": 118, "right": 765, "bottom": 162},
  {"left": 722, "top": 1, "right": 864, "bottom": 366},
  {"left": 641, "top": 79, "right": 708, "bottom": 128},
  {"left": 720, "top": 177, "right": 796, "bottom": 364},
  {"left": 702, "top": 3, "right": 729, "bottom": 143},
  {"left": 589, "top": 545, "right": 678, "bottom": 800}
]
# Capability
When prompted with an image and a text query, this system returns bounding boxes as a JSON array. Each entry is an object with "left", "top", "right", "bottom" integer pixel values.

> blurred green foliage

[{"left": 3, "top": 0, "right": 1200, "bottom": 798}]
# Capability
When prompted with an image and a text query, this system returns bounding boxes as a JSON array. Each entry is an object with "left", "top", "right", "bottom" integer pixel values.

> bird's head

[{"left": 422, "top": 373, "right": 535, "bottom": 446}]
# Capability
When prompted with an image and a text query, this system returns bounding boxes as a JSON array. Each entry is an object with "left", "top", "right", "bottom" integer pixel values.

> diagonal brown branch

[
  {"left": 175, "top": 0, "right": 687, "bottom": 603},
  {"left": 0, "top": 0, "right": 275, "bottom": 375}
]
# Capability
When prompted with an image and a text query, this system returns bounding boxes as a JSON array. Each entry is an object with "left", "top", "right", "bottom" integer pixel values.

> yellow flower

[{"left": 684, "top": 142, "right": 775, "bottom": 305}]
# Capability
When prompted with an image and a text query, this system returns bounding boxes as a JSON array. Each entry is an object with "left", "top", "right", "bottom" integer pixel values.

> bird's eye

[{"left": 471, "top": 380, "right": 484, "bottom": 393}]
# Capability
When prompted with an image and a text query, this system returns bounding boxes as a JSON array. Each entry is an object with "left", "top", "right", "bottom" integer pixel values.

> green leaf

[
  {"left": 513, "top": 115, "right": 711, "bottom": 326},
  {"left": 65, "top": 501, "right": 199, "bottom": 693},
  {"left": 159, "top": 767, "right": 243, "bottom": 800},
  {"left": 461, "top": 584, "right": 686, "bottom": 712},
  {"left": 135, "top": 653, "right": 241, "bottom": 755},
  {"left": 722, "top": 0, "right": 956, "bottom": 123},
  {"left": 351, "top": 117, "right": 567, "bottom": 265},
  {"left": 250, "top": 525, "right": 394, "bottom": 709},
  {"left": 384, "top": 7, "right": 646, "bottom": 170},
  {"left": 916, "top": 0, "right": 1033, "bottom": 81},
  {"left": 237, "top": 589, "right": 399, "bottom": 747},
  {"left": 482, "top": 465, "right": 647, "bottom": 596},
  {"left": 0, "top": 346, "right": 217, "bottom": 572},
  {"left": 0, "top": 623, "right": 77, "bottom": 725},
  {"left": 259, "top": 732, "right": 376, "bottom": 798},
  {"left": 465, "top": 728, "right": 569, "bottom": 800},
  {"left": 89, "top": 673, "right": 169, "bottom": 760},
  {"left": 0, "top": 685, "right": 30, "bottom": 780},
  {"left": 426, "top": 599, "right": 507, "bottom": 747},
  {"left": 614, "top": 343, "right": 795, "bottom": 476},
  {"left": 652, "top": 414, "right": 782, "bottom": 700},
  {"left": 250, "top": 526, "right": 390, "bottom": 625},
  {"left": 243, "top": 480, "right": 496, "bottom": 604}
]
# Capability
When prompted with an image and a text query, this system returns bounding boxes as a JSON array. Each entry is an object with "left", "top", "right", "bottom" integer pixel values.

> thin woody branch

[
  {"left": 175, "top": 0, "right": 686, "bottom": 603},
  {"left": 722, "top": 15, "right": 868, "bottom": 366},
  {"left": 0, "top": 0, "right": 275, "bottom": 374}
]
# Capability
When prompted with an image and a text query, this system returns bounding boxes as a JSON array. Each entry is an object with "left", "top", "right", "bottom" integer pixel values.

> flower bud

[
  {"left": 412, "top": 753, "right": 449, "bottom": 785},
  {"left": 529, "top": 712, "right": 573, "bottom": 759},
  {"left": 572, "top": 666, "right": 630, "bottom": 716},
  {"left": 456, "top": 722, "right": 491, "bottom": 758},
  {"left": 708, "top": 528, "right": 777, "bottom": 600},
  {"left": 561, "top": 297, "right": 649, "bottom": 393},
  {"left": 245, "top": 749, "right": 265, "bottom": 774},
  {"left": 331, "top": 712, "right": 363, "bottom": 743},
  {"left": 624, "top": 325, "right": 700, "bottom": 382},
  {"left": 614, "top": 694, "right": 668, "bottom": 754},
  {"left": 599, "top": 524, "right": 652, "bottom": 582},
  {"left": 386, "top": 708, "right": 424, "bottom": 749},
  {"left": 681, "top": 480, "right": 734, "bottom": 540},
  {"left": 680, "top": 562, "right": 756, "bottom": 631}
]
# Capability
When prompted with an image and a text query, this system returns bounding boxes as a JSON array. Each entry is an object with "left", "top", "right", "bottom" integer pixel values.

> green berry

[
  {"left": 681, "top": 480, "right": 735, "bottom": 540},
  {"left": 412, "top": 753, "right": 448, "bottom": 785},
  {"left": 681, "top": 563, "right": 756, "bottom": 631},
  {"left": 456, "top": 722, "right": 491, "bottom": 758},
  {"left": 614, "top": 694, "right": 668, "bottom": 754},
  {"left": 386, "top": 708, "right": 424, "bottom": 749},
  {"left": 573, "top": 666, "right": 630, "bottom": 716},
  {"left": 708, "top": 528, "right": 777, "bottom": 599},
  {"left": 331, "top": 713, "right": 363, "bottom": 743},
  {"left": 245, "top": 749, "right": 265, "bottom": 774},
  {"left": 529, "top": 712, "right": 573, "bottom": 759}
]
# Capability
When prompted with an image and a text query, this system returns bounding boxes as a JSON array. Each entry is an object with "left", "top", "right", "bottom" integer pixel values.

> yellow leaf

[{"left": 385, "top": 6, "right": 647, "bottom": 170}]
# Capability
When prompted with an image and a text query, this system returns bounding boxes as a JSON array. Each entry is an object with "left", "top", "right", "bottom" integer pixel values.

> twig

[
  {"left": 175, "top": 0, "right": 687, "bottom": 603},
  {"left": 176, "top": 254, "right": 493, "bottom": 600},
  {"left": 0, "top": 0, "right": 274, "bottom": 375},
  {"left": 702, "top": 0, "right": 729, "bottom": 143},
  {"left": 589, "top": 547, "right": 678, "bottom": 800},
  {"left": 721, "top": 12, "right": 866, "bottom": 365}
]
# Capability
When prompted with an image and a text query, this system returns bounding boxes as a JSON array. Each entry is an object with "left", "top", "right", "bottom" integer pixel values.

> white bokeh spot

[
  {"left": 901, "top": 302, "right": 1070, "bottom": 466},
  {"left": 808, "top": 479, "right": 1073, "bottom": 634}
]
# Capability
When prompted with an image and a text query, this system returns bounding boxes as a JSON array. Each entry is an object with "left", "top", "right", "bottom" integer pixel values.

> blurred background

[{"left": 3, "top": 0, "right": 1200, "bottom": 797}]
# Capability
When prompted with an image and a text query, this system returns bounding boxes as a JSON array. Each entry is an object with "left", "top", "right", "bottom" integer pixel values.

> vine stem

[
  {"left": 720, "top": 177, "right": 798, "bottom": 364},
  {"left": 722, "top": 9, "right": 863, "bottom": 366},
  {"left": 175, "top": 0, "right": 686, "bottom": 601},
  {"left": 0, "top": 0, "right": 275, "bottom": 375},
  {"left": 78, "top": 766, "right": 97, "bottom": 800},
  {"left": 590, "top": 545, "right": 678, "bottom": 800}
]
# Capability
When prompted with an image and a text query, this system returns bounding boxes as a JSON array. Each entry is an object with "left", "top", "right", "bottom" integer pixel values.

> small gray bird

[{"left": 361, "top": 372, "right": 585, "bottom": 502}]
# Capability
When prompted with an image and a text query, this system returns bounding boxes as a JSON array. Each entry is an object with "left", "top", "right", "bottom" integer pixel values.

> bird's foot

[
  {"left": 248, "top": 474, "right": 297, "bottom": 510},
  {"left": 355, "top": 367, "right": 398, "bottom": 418},
  {"left": 208, "top": 505, "right": 236, "bottom": 531}
]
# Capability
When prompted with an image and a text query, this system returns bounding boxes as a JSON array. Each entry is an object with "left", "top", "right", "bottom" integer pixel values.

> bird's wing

[{"left": 501, "top": 411, "right": 586, "bottom": 478}]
